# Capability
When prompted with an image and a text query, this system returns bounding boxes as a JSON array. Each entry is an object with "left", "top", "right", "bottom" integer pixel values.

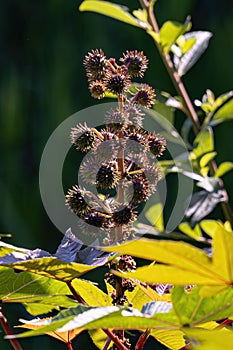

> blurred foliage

[{"left": 0, "top": 0, "right": 233, "bottom": 348}]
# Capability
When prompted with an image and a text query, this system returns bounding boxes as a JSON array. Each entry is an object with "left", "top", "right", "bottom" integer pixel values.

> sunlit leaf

[
  {"left": 145, "top": 203, "right": 164, "bottom": 231},
  {"left": 3, "top": 257, "right": 96, "bottom": 282},
  {"left": 17, "top": 319, "right": 83, "bottom": 343},
  {"left": 193, "top": 127, "right": 214, "bottom": 158},
  {"left": 200, "top": 152, "right": 217, "bottom": 168},
  {"left": 150, "top": 329, "right": 185, "bottom": 350},
  {"left": 173, "top": 31, "right": 212, "bottom": 76},
  {"left": 0, "top": 266, "right": 77, "bottom": 315},
  {"left": 72, "top": 279, "right": 112, "bottom": 306},
  {"left": 79, "top": 1, "right": 145, "bottom": 28},
  {"left": 184, "top": 327, "right": 233, "bottom": 350},
  {"left": 214, "top": 162, "right": 233, "bottom": 178},
  {"left": 89, "top": 329, "right": 109, "bottom": 350},
  {"left": 179, "top": 222, "right": 202, "bottom": 240},
  {"left": 158, "top": 20, "right": 191, "bottom": 53},
  {"left": 105, "top": 222, "right": 233, "bottom": 288},
  {"left": 211, "top": 98, "right": 233, "bottom": 125}
]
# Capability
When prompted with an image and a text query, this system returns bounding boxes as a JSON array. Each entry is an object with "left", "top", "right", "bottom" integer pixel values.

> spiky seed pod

[
  {"left": 104, "top": 67, "right": 131, "bottom": 95},
  {"left": 65, "top": 185, "right": 90, "bottom": 217},
  {"left": 120, "top": 50, "right": 148, "bottom": 78},
  {"left": 126, "top": 128, "right": 149, "bottom": 154},
  {"left": 112, "top": 205, "right": 136, "bottom": 227},
  {"left": 70, "top": 123, "right": 100, "bottom": 152},
  {"left": 124, "top": 103, "right": 144, "bottom": 128},
  {"left": 105, "top": 108, "right": 129, "bottom": 131},
  {"left": 89, "top": 80, "right": 106, "bottom": 99},
  {"left": 147, "top": 132, "right": 167, "bottom": 157},
  {"left": 83, "top": 49, "right": 107, "bottom": 81},
  {"left": 83, "top": 211, "right": 110, "bottom": 228},
  {"left": 133, "top": 84, "right": 155, "bottom": 108},
  {"left": 96, "top": 163, "right": 120, "bottom": 189},
  {"left": 131, "top": 175, "right": 150, "bottom": 203}
]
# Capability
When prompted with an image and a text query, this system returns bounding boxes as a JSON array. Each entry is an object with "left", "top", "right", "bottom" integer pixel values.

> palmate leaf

[
  {"left": 3, "top": 257, "right": 96, "bottom": 282},
  {"left": 104, "top": 222, "right": 233, "bottom": 290},
  {"left": 0, "top": 266, "right": 77, "bottom": 315},
  {"left": 8, "top": 287, "right": 233, "bottom": 341},
  {"left": 71, "top": 279, "right": 112, "bottom": 306},
  {"left": 183, "top": 327, "right": 233, "bottom": 350}
]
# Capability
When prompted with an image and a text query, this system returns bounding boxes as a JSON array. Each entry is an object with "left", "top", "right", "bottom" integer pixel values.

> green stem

[
  {"left": 141, "top": 0, "right": 233, "bottom": 226},
  {"left": 0, "top": 305, "right": 23, "bottom": 350}
]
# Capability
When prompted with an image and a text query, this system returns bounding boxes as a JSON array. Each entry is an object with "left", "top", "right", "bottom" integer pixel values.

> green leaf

[
  {"left": 173, "top": 31, "right": 212, "bottom": 76},
  {"left": 145, "top": 203, "right": 164, "bottom": 231},
  {"left": 179, "top": 222, "right": 202, "bottom": 241},
  {"left": 200, "top": 152, "right": 217, "bottom": 168},
  {"left": 0, "top": 266, "right": 77, "bottom": 315},
  {"left": 150, "top": 329, "right": 185, "bottom": 350},
  {"left": 4, "top": 257, "right": 96, "bottom": 282},
  {"left": 172, "top": 286, "right": 233, "bottom": 326},
  {"left": 212, "top": 98, "right": 233, "bottom": 125},
  {"left": 79, "top": 1, "right": 144, "bottom": 28},
  {"left": 72, "top": 279, "right": 112, "bottom": 306},
  {"left": 158, "top": 20, "right": 191, "bottom": 53},
  {"left": 193, "top": 127, "right": 214, "bottom": 158},
  {"left": 9, "top": 305, "right": 171, "bottom": 339},
  {"left": 89, "top": 329, "right": 109, "bottom": 350},
  {"left": 106, "top": 222, "right": 233, "bottom": 288},
  {"left": 184, "top": 327, "right": 233, "bottom": 350},
  {"left": 214, "top": 162, "right": 233, "bottom": 178}
]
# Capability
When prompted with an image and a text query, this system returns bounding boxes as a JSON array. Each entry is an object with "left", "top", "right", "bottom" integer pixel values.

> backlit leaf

[
  {"left": 184, "top": 327, "right": 233, "bottom": 350},
  {"left": 212, "top": 98, "right": 233, "bottom": 125},
  {"left": 150, "top": 329, "right": 185, "bottom": 350},
  {"left": 193, "top": 127, "right": 214, "bottom": 158},
  {"left": 105, "top": 223, "right": 233, "bottom": 288},
  {"left": 214, "top": 162, "right": 233, "bottom": 178},
  {"left": 158, "top": 20, "right": 191, "bottom": 54},
  {"left": 79, "top": 1, "right": 145, "bottom": 28},
  {"left": 0, "top": 266, "right": 77, "bottom": 315},
  {"left": 72, "top": 279, "right": 112, "bottom": 306},
  {"left": 3, "top": 257, "right": 96, "bottom": 282}
]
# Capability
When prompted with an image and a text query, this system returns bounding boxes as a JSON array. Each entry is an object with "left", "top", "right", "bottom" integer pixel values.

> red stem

[
  {"left": 67, "top": 281, "right": 128, "bottom": 350},
  {"left": 215, "top": 318, "right": 233, "bottom": 329},
  {"left": 66, "top": 341, "right": 74, "bottom": 350},
  {"left": 0, "top": 305, "right": 23, "bottom": 350},
  {"left": 104, "top": 329, "right": 128, "bottom": 350},
  {"left": 135, "top": 329, "right": 150, "bottom": 350}
]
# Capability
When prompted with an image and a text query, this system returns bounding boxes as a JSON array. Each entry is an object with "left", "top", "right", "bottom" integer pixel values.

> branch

[
  {"left": 66, "top": 341, "right": 74, "bottom": 350},
  {"left": 0, "top": 305, "right": 23, "bottom": 350},
  {"left": 141, "top": 0, "right": 233, "bottom": 226}
]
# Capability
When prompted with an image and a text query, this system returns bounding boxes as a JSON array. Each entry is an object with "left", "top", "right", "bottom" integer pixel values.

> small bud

[
  {"left": 70, "top": 123, "right": 100, "bottom": 152},
  {"left": 65, "top": 185, "right": 90, "bottom": 217},
  {"left": 104, "top": 67, "right": 131, "bottom": 95}
]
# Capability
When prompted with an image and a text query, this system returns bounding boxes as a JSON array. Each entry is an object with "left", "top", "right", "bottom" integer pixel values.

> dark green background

[{"left": 0, "top": 0, "right": 232, "bottom": 349}]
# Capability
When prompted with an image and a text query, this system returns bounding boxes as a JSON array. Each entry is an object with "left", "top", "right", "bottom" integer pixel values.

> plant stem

[
  {"left": 67, "top": 281, "right": 128, "bottom": 350},
  {"left": 215, "top": 318, "right": 233, "bottom": 329},
  {"left": 66, "top": 281, "right": 86, "bottom": 305},
  {"left": 0, "top": 305, "right": 23, "bottom": 350},
  {"left": 141, "top": 0, "right": 233, "bottom": 226},
  {"left": 66, "top": 341, "right": 74, "bottom": 350},
  {"left": 135, "top": 329, "right": 150, "bottom": 350},
  {"left": 103, "top": 329, "right": 128, "bottom": 350}
]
